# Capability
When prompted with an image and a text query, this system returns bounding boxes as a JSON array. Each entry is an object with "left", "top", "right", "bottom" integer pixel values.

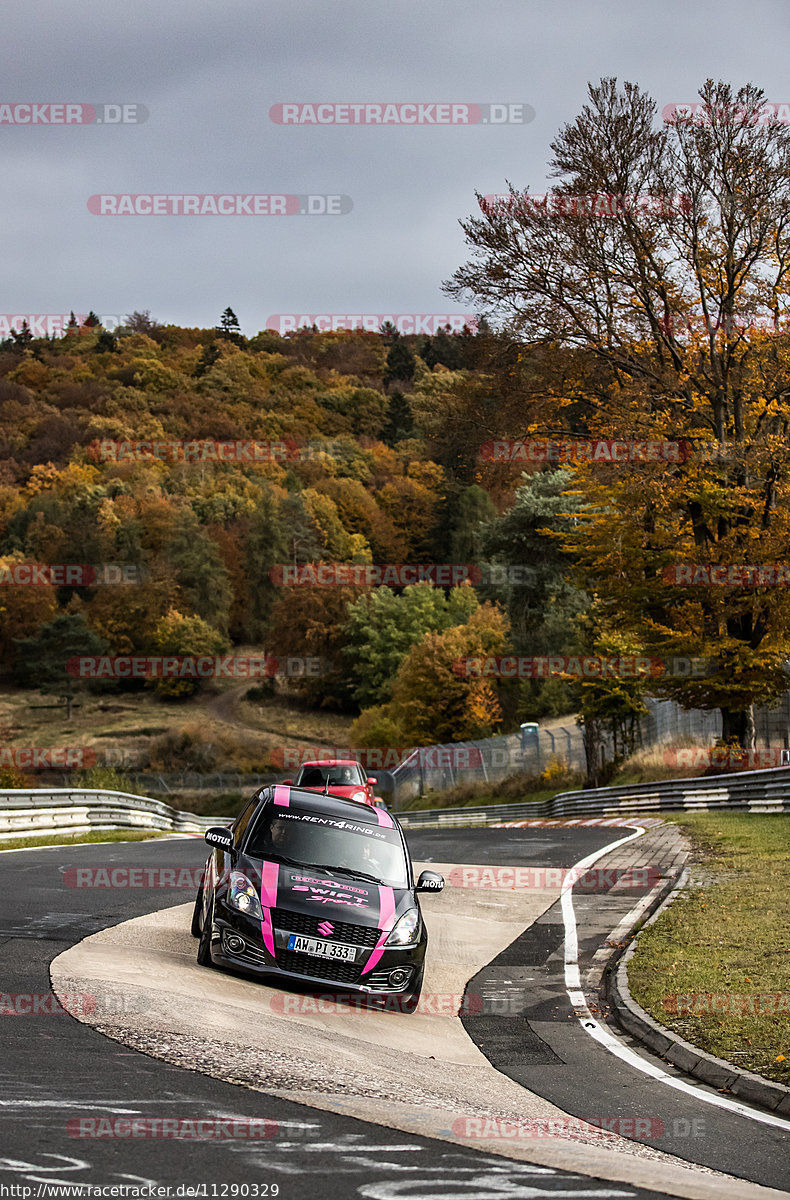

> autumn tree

[
  {"left": 0, "top": 555, "right": 58, "bottom": 669},
  {"left": 386, "top": 602, "right": 510, "bottom": 743},
  {"left": 267, "top": 585, "right": 364, "bottom": 708},
  {"left": 164, "top": 510, "right": 233, "bottom": 635},
  {"left": 446, "top": 78, "right": 790, "bottom": 746},
  {"left": 343, "top": 582, "right": 479, "bottom": 708},
  {"left": 151, "top": 608, "right": 229, "bottom": 698},
  {"left": 125, "top": 310, "right": 161, "bottom": 334}
]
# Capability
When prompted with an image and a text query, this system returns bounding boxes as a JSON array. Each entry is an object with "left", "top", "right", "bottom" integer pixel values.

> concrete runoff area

[{"left": 51, "top": 859, "right": 787, "bottom": 1200}]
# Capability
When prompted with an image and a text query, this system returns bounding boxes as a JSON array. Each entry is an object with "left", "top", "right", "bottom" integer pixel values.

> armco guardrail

[
  {"left": 0, "top": 789, "right": 216, "bottom": 842},
  {"left": 396, "top": 766, "right": 790, "bottom": 828}
]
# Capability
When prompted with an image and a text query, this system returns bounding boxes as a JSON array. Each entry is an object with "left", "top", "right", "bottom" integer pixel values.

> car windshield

[
  {"left": 295, "top": 764, "right": 365, "bottom": 787},
  {"left": 245, "top": 810, "right": 408, "bottom": 888}
]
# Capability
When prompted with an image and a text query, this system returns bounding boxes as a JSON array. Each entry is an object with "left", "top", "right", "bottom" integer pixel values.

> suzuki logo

[{"left": 318, "top": 921, "right": 334, "bottom": 936}]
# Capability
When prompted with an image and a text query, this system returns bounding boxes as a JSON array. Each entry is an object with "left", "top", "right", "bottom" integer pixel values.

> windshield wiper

[
  {"left": 329, "top": 865, "right": 384, "bottom": 886},
  {"left": 271, "top": 857, "right": 343, "bottom": 879}
]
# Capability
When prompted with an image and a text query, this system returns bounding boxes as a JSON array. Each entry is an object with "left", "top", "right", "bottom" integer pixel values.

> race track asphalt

[{"left": 0, "top": 825, "right": 786, "bottom": 1199}]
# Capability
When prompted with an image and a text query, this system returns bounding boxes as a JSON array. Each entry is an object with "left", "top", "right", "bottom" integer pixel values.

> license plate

[{"left": 287, "top": 934, "right": 357, "bottom": 962}]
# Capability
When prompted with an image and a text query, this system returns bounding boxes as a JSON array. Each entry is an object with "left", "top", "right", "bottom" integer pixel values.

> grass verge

[
  {"left": 0, "top": 830, "right": 169, "bottom": 852},
  {"left": 627, "top": 813, "right": 790, "bottom": 1087}
]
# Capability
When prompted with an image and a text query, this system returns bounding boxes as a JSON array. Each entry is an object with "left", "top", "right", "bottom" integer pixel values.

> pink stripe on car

[
  {"left": 273, "top": 784, "right": 290, "bottom": 807},
  {"left": 259, "top": 859, "right": 279, "bottom": 955},
  {"left": 360, "top": 885, "right": 396, "bottom": 975}
]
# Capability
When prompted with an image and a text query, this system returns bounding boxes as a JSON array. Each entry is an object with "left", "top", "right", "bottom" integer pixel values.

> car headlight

[
  {"left": 228, "top": 871, "right": 263, "bottom": 920},
  {"left": 352, "top": 790, "right": 367, "bottom": 803},
  {"left": 385, "top": 908, "right": 420, "bottom": 946}
]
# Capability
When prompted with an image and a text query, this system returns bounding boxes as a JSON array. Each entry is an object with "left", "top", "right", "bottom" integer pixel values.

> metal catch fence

[{"left": 387, "top": 693, "right": 790, "bottom": 810}]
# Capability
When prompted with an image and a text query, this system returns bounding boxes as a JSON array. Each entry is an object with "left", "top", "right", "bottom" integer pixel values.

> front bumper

[{"left": 209, "top": 906, "right": 425, "bottom": 994}]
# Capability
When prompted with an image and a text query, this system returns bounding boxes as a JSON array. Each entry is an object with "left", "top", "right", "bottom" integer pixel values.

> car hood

[{"left": 239, "top": 855, "right": 410, "bottom": 929}]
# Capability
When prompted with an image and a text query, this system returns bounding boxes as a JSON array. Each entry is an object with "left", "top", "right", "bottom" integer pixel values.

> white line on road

[{"left": 561, "top": 826, "right": 790, "bottom": 1131}]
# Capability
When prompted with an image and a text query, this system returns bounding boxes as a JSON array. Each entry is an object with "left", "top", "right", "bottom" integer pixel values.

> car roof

[
  {"left": 259, "top": 783, "right": 392, "bottom": 826},
  {"left": 297, "top": 759, "right": 361, "bottom": 768}
]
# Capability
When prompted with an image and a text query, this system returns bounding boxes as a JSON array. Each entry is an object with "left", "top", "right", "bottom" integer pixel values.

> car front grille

[
  {"left": 275, "top": 949, "right": 363, "bottom": 984},
  {"left": 271, "top": 908, "right": 379, "bottom": 948}
]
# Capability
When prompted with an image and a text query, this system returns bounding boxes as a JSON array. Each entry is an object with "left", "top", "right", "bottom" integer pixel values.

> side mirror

[
  {"left": 282, "top": 778, "right": 292, "bottom": 785},
  {"left": 204, "top": 826, "right": 233, "bottom": 851},
  {"left": 367, "top": 777, "right": 377, "bottom": 785},
  {"left": 415, "top": 870, "right": 444, "bottom": 893}
]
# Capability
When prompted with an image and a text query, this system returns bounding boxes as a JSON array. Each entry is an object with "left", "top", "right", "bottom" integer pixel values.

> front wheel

[
  {"left": 190, "top": 884, "right": 204, "bottom": 938},
  {"left": 196, "top": 896, "right": 216, "bottom": 968}
]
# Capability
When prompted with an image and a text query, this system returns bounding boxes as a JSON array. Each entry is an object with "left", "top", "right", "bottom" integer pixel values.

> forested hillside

[
  {"left": 0, "top": 317, "right": 588, "bottom": 756},
  {"left": 4, "top": 266, "right": 790, "bottom": 775}
]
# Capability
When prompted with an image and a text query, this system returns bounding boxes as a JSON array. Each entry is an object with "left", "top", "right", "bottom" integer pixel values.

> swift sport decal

[{"left": 289, "top": 873, "right": 374, "bottom": 910}]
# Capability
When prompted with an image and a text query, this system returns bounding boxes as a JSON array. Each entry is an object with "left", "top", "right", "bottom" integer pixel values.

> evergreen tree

[
  {"left": 382, "top": 391, "right": 414, "bottom": 446},
  {"left": 449, "top": 484, "right": 498, "bottom": 561},
  {"left": 194, "top": 341, "right": 221, "bottom": 378},
  {"left": 11, "top": 320, "right": 33, "bottom": 348},
  {"left": 218, "top": 307, "right": 243, "bottom": 344},
  {"left": 14, "top": 614, "right": 109, "bottom": 719},
  {"left": 383, "top": 338, "right": 416, "bottom": 388},
  {"left": 165, "top": 511, "right": 233, "bottom": 635}
]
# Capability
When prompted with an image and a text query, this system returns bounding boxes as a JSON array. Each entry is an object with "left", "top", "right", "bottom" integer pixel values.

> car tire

[
  {"left": 190, "top": 884, "right": 204, "bottom": 938},
  {"left": 196, "top": 896, "right": 216, "bottom": 968}
]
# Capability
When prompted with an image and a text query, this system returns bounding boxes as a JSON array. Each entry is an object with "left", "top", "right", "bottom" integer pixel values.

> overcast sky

[{"left": 2, "top": 0, "right": 788, "bottom": 336}]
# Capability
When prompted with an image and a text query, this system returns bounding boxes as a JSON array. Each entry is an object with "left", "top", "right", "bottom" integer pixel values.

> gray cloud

[{"left": 2, "top": 0, "right": 788, "bottom": 333}]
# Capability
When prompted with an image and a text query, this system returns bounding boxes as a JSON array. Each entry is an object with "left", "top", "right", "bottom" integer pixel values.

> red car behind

[{"left": 282, "top": 759, "right": 384, "bottom": 807}]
